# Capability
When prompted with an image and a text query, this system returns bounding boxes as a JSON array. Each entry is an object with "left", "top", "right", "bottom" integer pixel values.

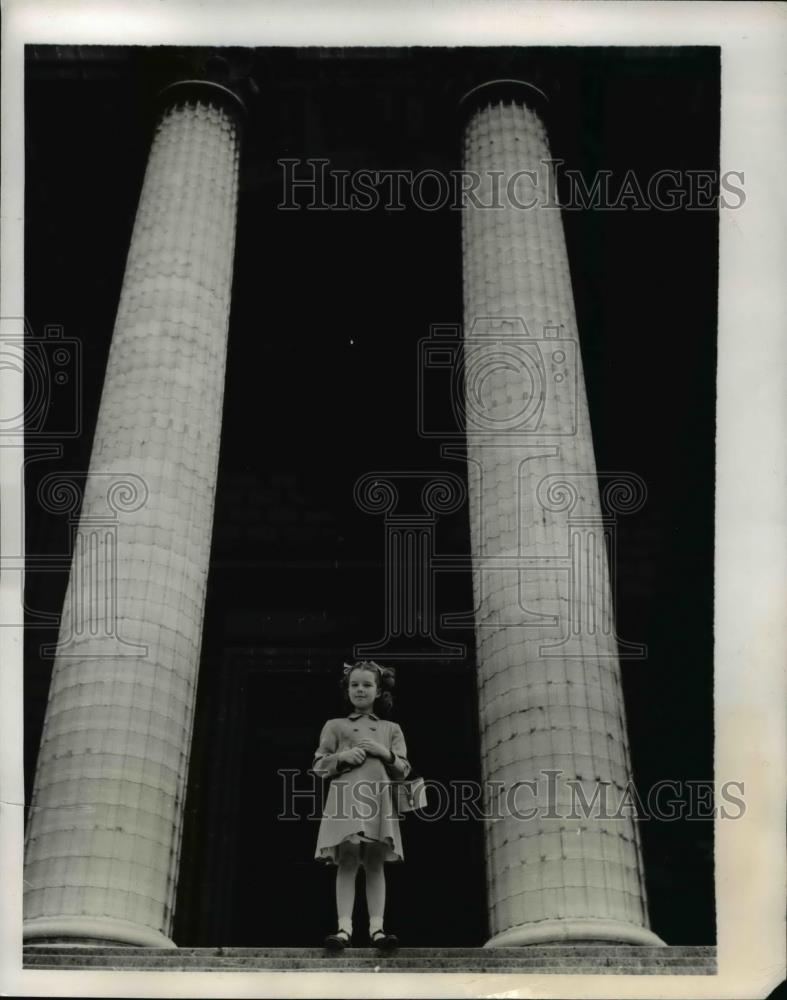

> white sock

[
  {"left": 369, "top": 914, "right": 384, "bottom": 935},
  {"left": 338, "top": 916, "right": 352, "bottom": 935}
]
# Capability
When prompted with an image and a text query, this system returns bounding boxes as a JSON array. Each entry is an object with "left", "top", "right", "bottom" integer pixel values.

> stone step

[
  {"left": 23, "top": 946, "right": 717, "bottom": 974},
  {"left": 25, "top": 952, "right": 713, "bottom": 966},
  {"left": 24, "top": 945, "right": 717, "bottom": 958},
  {"left": 24, "top": 963, "right": 717, "bottom": 975}
]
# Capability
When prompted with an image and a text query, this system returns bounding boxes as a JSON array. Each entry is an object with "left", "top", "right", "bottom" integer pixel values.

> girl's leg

[
  {"left": 335, "top": 841, "right": 361, "bottom": 935},
  {"left": 362, "top": 841, "right": 387, "bottom": 934}
]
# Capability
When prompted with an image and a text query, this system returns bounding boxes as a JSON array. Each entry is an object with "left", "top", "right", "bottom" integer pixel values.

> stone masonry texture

[
  {"left": 461, "top": 94, "right": 660, "bottom": 946},
  {"left": 24, "top": 95, "right": 240, "bottom": 946}
]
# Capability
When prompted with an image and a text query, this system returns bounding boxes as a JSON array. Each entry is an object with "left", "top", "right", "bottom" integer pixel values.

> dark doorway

[{"left": 176, "top": 649, "right": 488, "bottom": 946}]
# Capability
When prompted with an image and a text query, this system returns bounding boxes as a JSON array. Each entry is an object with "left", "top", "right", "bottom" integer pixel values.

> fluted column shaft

[
  {"left": 461, "top": 85, "right": 663, "bottom": 947},
  {"left": 24, "top": 85, "right": 242, "bottom": 947}
]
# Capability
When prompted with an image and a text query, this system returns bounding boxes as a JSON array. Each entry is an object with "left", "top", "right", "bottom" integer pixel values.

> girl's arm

[
  {"left": 312, "top": 720, "right": 353, "bottom": 779},
  {"left": 383, "top": 723, "right": 411, "bottom": 781}
]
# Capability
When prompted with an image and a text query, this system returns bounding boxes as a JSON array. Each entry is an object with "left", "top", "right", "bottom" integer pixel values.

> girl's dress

[{"left": 312, "top": 711, "right": 411, "bottom": 864}]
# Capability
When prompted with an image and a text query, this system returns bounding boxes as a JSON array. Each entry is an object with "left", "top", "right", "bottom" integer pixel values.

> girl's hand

[
  {"left": 340, "top": 747, "right": 367, "bottom": 767},
  {"left": 356, "top": 737, "right": 391, "bottom": 761}
]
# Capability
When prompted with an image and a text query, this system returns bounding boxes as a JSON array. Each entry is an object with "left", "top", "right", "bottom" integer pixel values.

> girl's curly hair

[{"left": 339, "top": 660, "right": 395, "bottom": 716}]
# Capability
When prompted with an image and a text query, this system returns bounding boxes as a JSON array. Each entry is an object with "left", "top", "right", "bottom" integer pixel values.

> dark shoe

[
  {"left": 324, "top": 929, "right": 351, "bottom": 950},
  {"left": 370, "top": 929, "right": 399, "bottom": 951}
]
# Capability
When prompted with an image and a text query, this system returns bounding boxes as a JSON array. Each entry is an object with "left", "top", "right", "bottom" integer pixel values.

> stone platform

[{"left": 24, "top": 944, "right": 717, "bottom": 974}]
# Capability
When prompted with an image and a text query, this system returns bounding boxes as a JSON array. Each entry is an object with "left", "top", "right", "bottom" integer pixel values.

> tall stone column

[
  {"left": 23, "top": 80, "right": 243, "bottom": 947},
  {"left": 460, "top": 80, "right": 664, "bottom": 947}
]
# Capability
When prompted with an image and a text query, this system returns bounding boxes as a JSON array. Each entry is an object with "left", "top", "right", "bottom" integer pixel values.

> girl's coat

[{"left": 312, "top": 711, "right": 411, "bottom": 864}]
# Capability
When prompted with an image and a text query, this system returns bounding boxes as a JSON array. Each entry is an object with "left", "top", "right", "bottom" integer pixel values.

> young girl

[{"left": 312, "top": 660, "right": 410, "bottom": 950}]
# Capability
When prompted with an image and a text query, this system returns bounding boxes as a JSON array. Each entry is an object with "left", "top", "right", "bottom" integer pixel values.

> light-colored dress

[{"left": 312, "top": 711, "right": 411, "bottom": 865}]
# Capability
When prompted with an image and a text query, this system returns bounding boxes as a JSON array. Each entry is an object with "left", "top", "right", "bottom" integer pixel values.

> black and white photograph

[{"left": 1, "top": 2, "right": 785, "bottom": 997}]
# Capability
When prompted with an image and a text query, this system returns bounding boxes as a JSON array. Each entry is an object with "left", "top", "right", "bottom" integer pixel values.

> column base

[
  {"left": 24, "top": 916, "right": 176, "bottom": 949},
  {"left": 485, "top": 918, "right": 667, "bottom": 948}
]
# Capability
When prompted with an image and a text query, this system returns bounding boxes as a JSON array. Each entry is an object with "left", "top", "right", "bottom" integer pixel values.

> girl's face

[{"left": 347, "top": 668, "right": 379, "bottom": 712}]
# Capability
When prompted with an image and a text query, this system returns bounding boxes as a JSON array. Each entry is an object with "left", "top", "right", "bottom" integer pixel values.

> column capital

[
  {"left": 156, "top": 78, "right": 247, "bottom": 122},
  {"left": 458, "top": 78, "right": 549, "bottom": 125}
]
